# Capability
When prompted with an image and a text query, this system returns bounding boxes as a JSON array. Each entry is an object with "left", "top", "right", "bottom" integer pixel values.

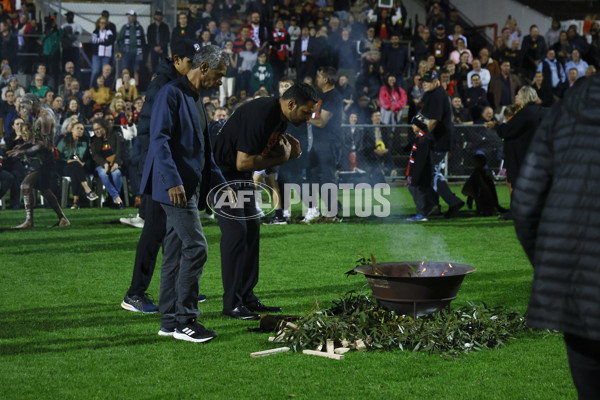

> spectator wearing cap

[
  {"left": 117, "top": 10, "right": 146, "bottom": 86},
  {"left": 420, "top": 69, "right": 465, "bottom": 217},
  {"left": 91, "top": 15, "right": 115, "bottom": 88},
  {"left": 429, "top": 24, "right": 454, "bottom": 68},
  {"left": 61, "top": 11, "right": 83, "bottom": 81},
  {"left": 147, "top": 10, "right": 170, "bottom": 74}
]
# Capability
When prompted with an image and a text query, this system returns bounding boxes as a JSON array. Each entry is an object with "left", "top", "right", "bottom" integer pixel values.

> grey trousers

[{"left": 159, "top": 191, "right": 208, "bottom": 328}]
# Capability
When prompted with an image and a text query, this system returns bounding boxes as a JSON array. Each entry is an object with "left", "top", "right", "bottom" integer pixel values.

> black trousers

[
  {"left": 216, "top": 184, "right": 260, "bottom": 311},
  {"left": 307, "top": 142, "right": 341, "bottom": 216},
  {"left": 0, "top": 169, "right": 14, "bottom": 199},
  {"left": 126, "top": 194, "right": 166, "bottom": 297},
  {"left": 564, "top": 333, "right": 600, "bottom": 400},
  {"left": 63, "top": 162, "right": 88, "bottom": 198}
]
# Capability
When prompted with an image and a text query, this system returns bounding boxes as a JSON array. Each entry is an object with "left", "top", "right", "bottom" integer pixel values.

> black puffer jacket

[{"left": 512, "top": 74, "right": 600, "bottom": 340}]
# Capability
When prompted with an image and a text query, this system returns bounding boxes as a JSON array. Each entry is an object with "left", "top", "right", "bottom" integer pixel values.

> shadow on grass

[
  {"left": 0, "top": 334, "right": 166, "bottom": 356},
  {"left": 0, "top": 303, "right": 159, "bottom": 339}
]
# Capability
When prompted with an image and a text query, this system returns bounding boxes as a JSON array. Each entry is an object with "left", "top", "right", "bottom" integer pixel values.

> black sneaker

[
  {"left": 262, "top": 216, "right": 288, "bottom": 225},
  {"left": 444, "top": 201, "right": 465, "bottom": 218},
  {"left": 198, "top": 294, "right": 207, "bottom": 303},
  {"left": 173, "top": 321, "right": 217, "bottom": 343}
]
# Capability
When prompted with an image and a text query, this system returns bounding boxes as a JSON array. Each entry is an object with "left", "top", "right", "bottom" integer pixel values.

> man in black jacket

[
  {"left": 120, "top": 42, "right": 200, "bottom": 314},
  {"left": 146, "top": 10, "right": 170, "bottom": 74},
  {"left": 512, "top": 73, "right": 600, "bottom": 400},
  {"left": 420, "top": 70, "right": 464, "bottom": 217}
]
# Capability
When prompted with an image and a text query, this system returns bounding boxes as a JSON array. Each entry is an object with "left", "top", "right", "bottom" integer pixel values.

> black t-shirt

[
  {"left": 312, "top": 88, "right": 343, "bottom": 144},
  {"left": 213, "top": 97, "right": 287, "bottom": 181},
  {"left": 421, "top": 86, "right": 453, "bottom": 152}
]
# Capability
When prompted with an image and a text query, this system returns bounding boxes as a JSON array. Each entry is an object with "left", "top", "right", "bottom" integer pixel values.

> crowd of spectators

[{"left": 0, "top": 0, "right": 599, "bottom": 210}]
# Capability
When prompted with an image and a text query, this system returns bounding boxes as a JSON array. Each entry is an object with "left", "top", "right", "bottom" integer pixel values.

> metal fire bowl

[{"left": 353, "top": 262, "right": 476, "bottom": 316}]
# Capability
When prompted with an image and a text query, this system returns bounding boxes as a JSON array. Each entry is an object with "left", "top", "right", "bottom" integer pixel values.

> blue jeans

[
  {"left": 95, "top": 166, "right": 122, "bottom": 201},
  {"left": 91, "top": 55, "right": 111, "bottom": 87}
]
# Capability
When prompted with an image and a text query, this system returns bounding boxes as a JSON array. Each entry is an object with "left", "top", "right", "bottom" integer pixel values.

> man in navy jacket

[{"left": 140, "top": 45, "right": 228, "bottom": 343}]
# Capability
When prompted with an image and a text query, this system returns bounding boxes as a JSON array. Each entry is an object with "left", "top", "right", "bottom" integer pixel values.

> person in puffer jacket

[{"left": 512, "top": 74, "right": 600, "bottom": 400}]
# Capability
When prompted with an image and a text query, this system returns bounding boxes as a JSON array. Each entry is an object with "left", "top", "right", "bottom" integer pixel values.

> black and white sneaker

[
  {"left": 173, "top": 322, "right": 217, "bottom": 343},
  {"left": 157, "top": 327, "right": 175, "bottom": 337},
  {"left": 262, "top": 216, "right": 288, "bottom": 225}
]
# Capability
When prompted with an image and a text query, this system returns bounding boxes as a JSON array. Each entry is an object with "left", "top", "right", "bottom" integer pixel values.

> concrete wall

[{"left": 452, "top": 0, "right": 552, "bottom": 42}]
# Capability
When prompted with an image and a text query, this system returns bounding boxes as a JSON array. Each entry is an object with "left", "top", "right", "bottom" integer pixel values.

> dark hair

[
  {"left": 318, "top": 66, "right": 337, "bottom": 85},
  {"left": 530, "top": 24, "right": 538, "bottom": 31},
  {"left": 64, "top": 121, "right": 86, "bottom": 149},
  {"left": 281, "top": 83, "right": 319, "bottom": 106},
  {"left": 385, "top": 73, "right": 399, "bottom": 94},
  {"left": 92, "top": 117, "right": 112, "bottom": 136}
]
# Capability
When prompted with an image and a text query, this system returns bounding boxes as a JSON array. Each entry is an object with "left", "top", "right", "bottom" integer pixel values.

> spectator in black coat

[
  {"left": 429, "top": 24, "right": 454, "bottom": 68},
  {"left": 413, "top": 25, "right": 431, "bottom": 66},
  {"left": 379, "top": 33, "right": 409, "bottom": 86},
  {"left": 147, "top": 10, "right": 170, "bottom": 74},
  {"left": 512, "top": 73, "right": 600, "bottom": 400},
  {"left": 464, "top": 74, "right": 489, "bottom": 121},
  {"left": 171, "top": 12, "right": 197, "bottom": 57},
  {"left": 0, "top": 21, "right": 18, "bottom": 72},
  {"left": 484, "top": 86, "right": 544, "bottom": 193},
  {"left": 520, "top": 25, "right": 547, "bottom": 82},
  {"left": 334, "top": 29, "right": 360, "bottom": 86}
]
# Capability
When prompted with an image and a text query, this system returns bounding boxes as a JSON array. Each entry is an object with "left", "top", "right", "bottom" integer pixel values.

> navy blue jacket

[{"left": 140, "top": 76, "right": 226, "bottom": 207}]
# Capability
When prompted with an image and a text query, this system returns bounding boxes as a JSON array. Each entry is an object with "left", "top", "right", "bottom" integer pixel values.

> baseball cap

[
  {"left": 436, "top": 24, "right": 445, "bottom": 31},
  {"left": 126, "top": 10, "right": 137, "bottom": 16},
  {"left": 422, "top": 70, "right": 439, "bottom": 82},
  {"left": 172, "top": 41, "right": 202, "bottom": 59}
]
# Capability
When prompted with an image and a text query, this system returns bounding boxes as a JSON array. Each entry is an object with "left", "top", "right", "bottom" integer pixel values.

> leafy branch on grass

[{"left": 278, "top": 291, "right": 529, "bottom": 356}]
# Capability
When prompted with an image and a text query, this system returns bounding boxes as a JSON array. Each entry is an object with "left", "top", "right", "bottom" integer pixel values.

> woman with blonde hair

[
  {"left": 90, "top": 16, "right": 115, "bottom": 88},
  {"left": 116, "top": 68, "right": 138, "bottom": 101},
  {"left": 484, "top": 86, "right": 544, "bottom": 218}
]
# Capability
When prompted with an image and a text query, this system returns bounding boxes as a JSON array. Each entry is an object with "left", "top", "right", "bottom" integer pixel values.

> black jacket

[
  {"left": 147, "top": 22, "right": 170, "bottom": 54},
  {"left": 137, "top": 57, "right": 180, "bottom": 138},
  {"left": 512, "top": 73, "right": 600, "bottom": 340},
  {"left": 495, "top": 103, "right": 545, "bottom": 185}
]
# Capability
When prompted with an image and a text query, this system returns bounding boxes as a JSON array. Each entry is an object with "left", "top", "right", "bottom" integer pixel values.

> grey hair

[
  {"left": 518, "top": 85, "right": 539, "bottom": 105},
  {"left": 21, "top": 93, "right": 40, "bottom": 108},
  {"left": 192, "top": 45, "right": 229, "bottom": 69}
]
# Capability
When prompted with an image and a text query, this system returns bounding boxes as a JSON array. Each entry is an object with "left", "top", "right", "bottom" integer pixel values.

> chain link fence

[{"left": 340, "top": 123, "right": 505, "bottom": 181}]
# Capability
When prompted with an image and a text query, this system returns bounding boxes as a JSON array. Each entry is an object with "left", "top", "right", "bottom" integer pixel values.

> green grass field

[{"left": 0, "top": 186, "right": 576, "bottom": 400}]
